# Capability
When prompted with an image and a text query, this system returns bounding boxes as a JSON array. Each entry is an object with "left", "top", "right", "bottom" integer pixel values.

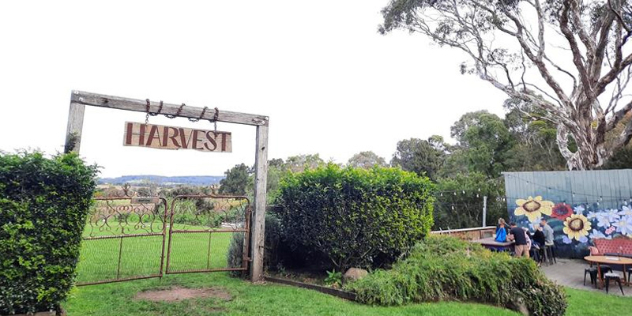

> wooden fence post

[
  {"left": 65, "top": 94, "right": 86, "bottom": 153},
  {"left": 250, "top": 124, "right": 269, "bottom": 283}
]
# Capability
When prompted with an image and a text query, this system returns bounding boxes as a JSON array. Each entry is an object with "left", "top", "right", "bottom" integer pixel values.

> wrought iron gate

[
  {"left": 76, "top": 196, "right": 169, "bottom": 285},
  {"left": 76, "top": 195, "right": 251, "bottom": 285},
  {"left": 165, "top": 195, "right": 251, "bottom": 274}
]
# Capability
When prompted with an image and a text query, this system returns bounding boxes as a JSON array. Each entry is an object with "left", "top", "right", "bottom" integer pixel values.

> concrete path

[{"left": 541, "top": 259, "right": 632, "bottom": 296}]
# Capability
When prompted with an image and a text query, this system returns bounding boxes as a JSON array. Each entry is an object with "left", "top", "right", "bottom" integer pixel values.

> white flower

[
  {"left": 589, "top": 230, "right": 606, "bottom": 239},
  {"left": 562, "top": 236, "right": 572, "bottom": 244},
  {"left": 596, "top": 214, "right": 612, "bottom": 228},
  {"left": 587, "top": 211, "right": 599, "bottom": 220},
  {"left": 613, "top": 215, "right": 632, "bottom": 236},
  {"left": 574, "top": 205, "right": 585, "bottom": 215},
  {"left": 596, "top": 209, "right": 620, "bottom": 227},
  {"left": 528, "top": 216, "right": 543, "bottom": 231},
  {"left": 579, "top": 236, "right": 588, "bottom": 243},
  {"left": 618, "top": 205, "right": 632, "bottom": 217}
]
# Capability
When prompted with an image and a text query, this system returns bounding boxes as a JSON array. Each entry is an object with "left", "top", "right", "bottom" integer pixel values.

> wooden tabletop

[
  {"left": 584, "top": 255, "right": 632, "bottom": 265},
  {"left": 471, "top": 237, "right": 514, "bottom": 247}
]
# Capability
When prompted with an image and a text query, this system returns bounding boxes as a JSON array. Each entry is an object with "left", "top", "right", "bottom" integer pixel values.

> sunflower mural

[
  {"left": 514, "top": 196, "right": 554, "bottom": 221},
  {"left": 551, "top": 203, "right": 573, "bottom": 220},
  {"left": 504, "top": 170, "right": 632, "bottom": 258},
  {"left": 562, "top": 214, "right": 591, "bottom": 241}
]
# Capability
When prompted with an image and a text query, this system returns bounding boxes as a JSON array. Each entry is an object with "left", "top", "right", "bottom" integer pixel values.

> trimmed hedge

[
  {"left": 0, "top": 152, "right": 98, "bottom": 315},
  {"left": 274, "top": 164, "right": 434, "bottom": 270},
  {"left": 345, "top": 236, "right": 567, "bottom": 316}
]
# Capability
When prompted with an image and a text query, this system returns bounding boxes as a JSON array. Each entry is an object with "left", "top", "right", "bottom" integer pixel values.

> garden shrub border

[
  {"left": 345, "top": 235, "right": 567, "bottom": 316},
  {"left": 273, "top": 164, "right": 435, "bottom": 271},
  {"left": 0, "top": 152, "right": 97, "bottom": 315}
]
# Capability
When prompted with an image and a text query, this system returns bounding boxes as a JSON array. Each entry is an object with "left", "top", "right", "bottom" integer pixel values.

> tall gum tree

[{"left": 381, "top": 0, "right": 632, "bottom": 169}]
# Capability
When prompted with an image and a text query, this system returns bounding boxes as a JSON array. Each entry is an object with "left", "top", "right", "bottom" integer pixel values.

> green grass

[
  {"left": 76, "top": 223, "right": 236, "bottom": 284},
  {"left": 65, "top": 272, "right": 520, "bottom": 316},
  {"left": 68, "top": 225, "right": 632, "bottom": 316},
  {"left": 564, "top": 288, "right": 632, "bottom": 316}
]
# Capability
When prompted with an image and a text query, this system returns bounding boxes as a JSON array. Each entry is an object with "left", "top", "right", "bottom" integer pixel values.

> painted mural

[{"left": 503, "top": 170, "right": 632, "bottom": 258}]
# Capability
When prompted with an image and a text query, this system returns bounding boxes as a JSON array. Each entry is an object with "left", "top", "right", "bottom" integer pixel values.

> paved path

[{"left": 541, "top": 259, "right": 631, "bottom": 296}]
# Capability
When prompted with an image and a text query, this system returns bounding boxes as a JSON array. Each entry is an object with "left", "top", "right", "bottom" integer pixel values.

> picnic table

[
  {"left": 471, "top": 237, "right": 514, "bottom": 252},
  {"left": 585, "top": 255, "right": 632, "bottom": 289}
]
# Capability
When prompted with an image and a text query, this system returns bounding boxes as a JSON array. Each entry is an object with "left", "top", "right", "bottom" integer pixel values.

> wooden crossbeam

[{"left": 71, "top": 90, "right": 269, "bottom": 126}]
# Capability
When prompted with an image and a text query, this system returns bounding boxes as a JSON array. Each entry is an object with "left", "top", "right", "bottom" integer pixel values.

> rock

[
  {"left": 343, "top": 268, "right": 368, "bottom": 283},
  {"left": 507, "top": 296, "right": 530, "bottom": 316}
]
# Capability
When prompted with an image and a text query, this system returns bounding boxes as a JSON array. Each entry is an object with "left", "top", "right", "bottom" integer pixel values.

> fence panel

[
  {"left": 76, "top": 197, "right": 168, "bottom": 285},
  {"left": 165, "top": 195, "right": 251, "bottom": 274}
]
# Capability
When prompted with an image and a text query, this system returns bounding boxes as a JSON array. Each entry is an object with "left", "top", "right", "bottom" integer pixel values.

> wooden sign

[{"left": 123, "top": 122, "right": 231, "bottom": 152}]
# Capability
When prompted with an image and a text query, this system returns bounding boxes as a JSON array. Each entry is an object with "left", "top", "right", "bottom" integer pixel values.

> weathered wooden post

[{"left": 250, "top": 124, "right": 269, "bottom": 283}]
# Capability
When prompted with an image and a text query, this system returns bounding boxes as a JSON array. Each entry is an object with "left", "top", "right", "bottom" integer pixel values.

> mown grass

[
  {"left": 68, "top": 225, "right": 632, "bottom": 316},
  {"left": 76, "top": 223, "right": 236, "bottom": 284},
  {"left": 65, "top": 272, "right": 520, "bottom": 316}
]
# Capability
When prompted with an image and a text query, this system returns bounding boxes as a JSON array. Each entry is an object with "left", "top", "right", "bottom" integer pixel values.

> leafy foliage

[
  {"left": 284, "top": 154, "right": 325, "bottom": 173},
  {"left": 274, "top": 164, "right": 435, "bottom": 270},
  {"left": 602, "top": 146, "right": 632, "bottom": 170},
  {"left": 0, "top": 152, "right": 98, "bottom": 314},
  {"left": 391, "top": 137, "right": 447, "bottom": 180},
  {"left": 346, "top": 236, "right": 567, "bottom": 316},
  {"left": 219, "top": 163, "right": 251, "bottom": 195},
  {"left": 451, "top": 111, "right": 514, "bottom": 178},
  {"left": 434, "top": 173, "right": 506, "bottom": 230},
  {"left": 347, "top": 151, "right": 387, "bottom": 169},
  {"left": 226, "top": 232, "right": 245, "bottom": 277},
  {"left": 324, "top": 270, "right": 343, "bottom": 287}
]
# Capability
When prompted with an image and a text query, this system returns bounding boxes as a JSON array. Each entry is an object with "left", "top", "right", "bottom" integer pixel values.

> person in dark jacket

[{"left": 531, "top": 225, "right": 546, "bottom": 247}]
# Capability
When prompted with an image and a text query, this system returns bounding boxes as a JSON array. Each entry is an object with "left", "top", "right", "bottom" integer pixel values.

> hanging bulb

[
  {"left": 453, "top": 192, "right": 457, "bottom": 196},
  {"left": 476, "top": 193, "right": 479, "bottom": 198},
  {"left": 451, "top": 205, "right": 454, "bottom": 210},
  {"left": 440, "top": 193, "right": 443, "bottom": 197},
  {"left": 462, "top": 190, "right": 465, "bottom": 194}
]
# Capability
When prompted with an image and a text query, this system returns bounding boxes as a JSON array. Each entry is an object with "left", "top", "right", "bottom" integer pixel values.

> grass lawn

[{"left": 67, "top": 227, "right": 631, "bottom": 315}]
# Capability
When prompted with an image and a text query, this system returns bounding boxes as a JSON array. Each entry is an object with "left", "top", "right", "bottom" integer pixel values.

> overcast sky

[{"left": 0, "top": 0, "right": 507, "bottom": 177}]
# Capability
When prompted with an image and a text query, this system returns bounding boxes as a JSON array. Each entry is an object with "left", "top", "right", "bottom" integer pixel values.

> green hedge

[
  {"left": 274, "top": 164, "right": 434, "bottom": 270},
  {"left": 346, "top": 236, "right": 567, "bottom": 316},
  {"left": 0, "top": 152, "right": 98, "bottom": 314}
]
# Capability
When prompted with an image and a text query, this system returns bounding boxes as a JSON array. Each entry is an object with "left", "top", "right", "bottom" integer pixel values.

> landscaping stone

[{"left": 343, "top": 268, "right": 368, "bottom": 283}]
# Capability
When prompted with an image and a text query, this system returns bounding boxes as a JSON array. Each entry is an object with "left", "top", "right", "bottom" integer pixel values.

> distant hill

[{"left": 98, "top": 175, "right": 225, "bottom": 186}]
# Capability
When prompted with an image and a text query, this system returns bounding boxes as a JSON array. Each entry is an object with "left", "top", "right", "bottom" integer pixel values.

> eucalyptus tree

[{"left": 381, "top": 0, "right": 632, "bottom": 169}]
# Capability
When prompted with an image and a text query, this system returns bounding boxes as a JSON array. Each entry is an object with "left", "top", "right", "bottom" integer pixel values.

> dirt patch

[{"left": 135, "top": 287, "right": 232, "bottom": 302}]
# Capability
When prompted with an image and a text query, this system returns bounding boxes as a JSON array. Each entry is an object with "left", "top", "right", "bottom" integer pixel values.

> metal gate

[
  {"left": 165, "top": 195, "right": 251, "bottom": 274},
  {"left": 76, "top": 195, "right": 251, "bottom": 285},
  {"left": 76, "top": 196, "right": 169, "bottom": 285}
]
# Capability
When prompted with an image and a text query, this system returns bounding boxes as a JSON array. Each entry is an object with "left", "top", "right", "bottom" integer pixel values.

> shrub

[
  {"left": 227, "top": 232, "right": 245, "bottom": 277},
  {"left": 227, "top": 213, "right": 282, "bottom": 276},
  {"left": 274, "top": 164, "right": 435, "bottom": 270},
  {"left": 345, "top": 236, "right": 567, "bottom": 316},
  {"left": 0, "top": 152, "right": 98, "bottom": 315}
]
